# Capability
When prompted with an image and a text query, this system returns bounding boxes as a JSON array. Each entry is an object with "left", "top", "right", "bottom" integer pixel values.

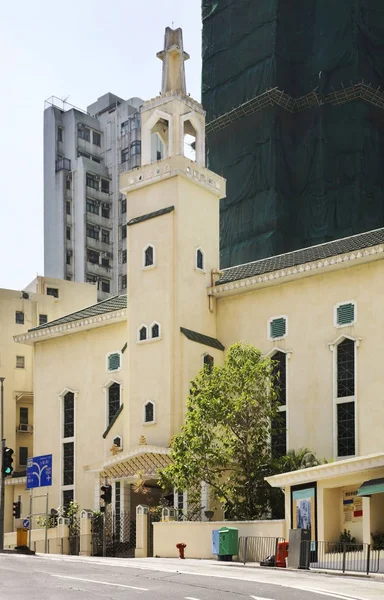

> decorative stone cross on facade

[{"left": 157, "top": 27, "right": 190, "bottom": 95}]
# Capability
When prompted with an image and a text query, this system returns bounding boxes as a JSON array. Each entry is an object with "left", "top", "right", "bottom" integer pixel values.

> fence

[
  {"left": 91, "top": 512, "right": 136, "bottom": 558},
  {"left": 238, "top": 536, "right": 284, "bottom": 565},
  {"left": 300, "top": 541, "right": 382, "bottom": 574}
]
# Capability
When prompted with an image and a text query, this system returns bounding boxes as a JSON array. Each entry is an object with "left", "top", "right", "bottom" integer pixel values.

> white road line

[
  {"left": 185, "top": 597, "right": 202, "bottom": 600},
  {"left": 250, "top": 596, "right": 274, "bottom": 600},
  {"left": 297, "top": 588, "right": 358, "bottom": 600},
  {"left": 51, "top": 574, "right": 149, "bottom": 591}
]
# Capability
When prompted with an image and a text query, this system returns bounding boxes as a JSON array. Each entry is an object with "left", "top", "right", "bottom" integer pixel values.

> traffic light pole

[{"left": 0, "top": 377, "right": 5, "bottom": 552}]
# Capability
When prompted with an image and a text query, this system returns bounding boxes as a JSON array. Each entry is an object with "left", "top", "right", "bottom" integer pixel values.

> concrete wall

[{"left": 153, "top": 520, "right": 285, "bottom": 559}]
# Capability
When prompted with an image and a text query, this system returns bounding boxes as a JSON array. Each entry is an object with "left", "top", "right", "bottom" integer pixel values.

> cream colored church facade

[{"left": 14, "top": 28, "right": 384, "bottom": 545}]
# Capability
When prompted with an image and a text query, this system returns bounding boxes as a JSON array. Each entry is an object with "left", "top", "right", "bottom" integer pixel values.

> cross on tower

[{"left": 156, "top": 26, "right": 190, "bottom": 95}]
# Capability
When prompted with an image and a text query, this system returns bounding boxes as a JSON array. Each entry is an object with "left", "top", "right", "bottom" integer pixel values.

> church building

[{"left": 15, "top": 28, "right": 384, "bottom": 548}]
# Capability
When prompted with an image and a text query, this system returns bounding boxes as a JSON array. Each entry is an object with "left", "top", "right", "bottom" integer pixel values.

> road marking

[
  {"left": 51, "top": 574, "right": 149, "bottom": 591},
  {"left": 185, "top": 597, "right": 202, "bottom": 600},
  {"left": 250, "top": 596, "right": 274, "bottom": 600},
  {"left": 297, "top": 588, "right": 359, "bottom": 600}
]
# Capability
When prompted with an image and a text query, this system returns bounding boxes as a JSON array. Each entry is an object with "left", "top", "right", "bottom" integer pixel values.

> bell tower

[
  {"left": 140, "top": 27, "right": 205, "bottom": 167},
  {"left": 120, "top": 28, "right": 226, "bottom": 450}
]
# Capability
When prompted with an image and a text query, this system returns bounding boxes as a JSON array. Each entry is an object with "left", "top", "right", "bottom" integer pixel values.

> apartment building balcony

[
  {"left": 86, "top": 211, "right": 112, "bottom": 229},
  {"left": 86, "top": 261, "right": 111, "bottom": 278},
  {"left": 85, "top": 186, "right": 112, "bottom": 203},
  {"left": 55, "top": 157, "right": 71, "bottom": 172},
  {"left": 86, "top": 237, "right": 112, "bottom": 255}
]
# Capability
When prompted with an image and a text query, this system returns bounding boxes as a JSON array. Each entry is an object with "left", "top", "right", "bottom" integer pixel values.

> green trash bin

[{"left": 218, "top": 527, "right": 238, "bottom": 561}]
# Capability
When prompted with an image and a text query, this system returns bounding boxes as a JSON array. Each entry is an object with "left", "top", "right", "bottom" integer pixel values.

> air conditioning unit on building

[{"left": 17, "top": 423, "right": 33, "bottom": 433}]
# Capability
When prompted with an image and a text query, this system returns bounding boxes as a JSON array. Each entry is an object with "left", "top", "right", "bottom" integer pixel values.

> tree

[{"left": 159, "top": 342, "right": 281, "bottom": 520}]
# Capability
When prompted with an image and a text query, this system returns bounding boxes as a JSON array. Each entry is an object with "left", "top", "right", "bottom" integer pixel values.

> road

[{"left": 0, "top": 554, "right": 383, "bottom": 600}]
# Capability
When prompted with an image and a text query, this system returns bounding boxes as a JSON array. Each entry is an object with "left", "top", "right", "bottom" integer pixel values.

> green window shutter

[
  {"left": 108, "top": 353, "right": 120, "bottom": 371},
  {"left": 270, "top": 317, "right": 286, "bottom": 339},
  {"left": 337, "top": 303, "right": 355, "bottom": 326}
]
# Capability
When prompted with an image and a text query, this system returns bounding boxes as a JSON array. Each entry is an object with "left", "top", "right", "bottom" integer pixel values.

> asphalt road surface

[{"left": 0, "top": 554, "right": 383, "bottom": 600}]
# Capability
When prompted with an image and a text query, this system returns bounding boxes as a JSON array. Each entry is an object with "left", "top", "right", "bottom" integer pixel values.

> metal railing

[
  {"left": 238, "top": 536, "right": 284, "bottom": 565},
  {"left": 300, "top": 541, "right": 381, "bottom": 574}
]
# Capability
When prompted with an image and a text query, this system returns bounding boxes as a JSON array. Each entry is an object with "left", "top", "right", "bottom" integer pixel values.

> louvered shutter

[
  {"left": 337, "top": 303, "right": 355, "bottom": 326},
  {"left": 108, "top": 353, "right": 120, "bottom": 371},
  {"left": 270, "top": 317, "right": 286, "bottom": 339}
]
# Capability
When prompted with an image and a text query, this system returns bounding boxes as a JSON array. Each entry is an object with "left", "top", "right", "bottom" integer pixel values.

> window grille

[
  {"left": 63, "top": 442, "right": 74, "bottom": 486},
  {"left": 63, "top": 392, "right": 74, "bottom": 438},
  {"left": 16, "top": 356, "right": 25, "bottom": 369},
  {"left": 139, "top": 326, "right": 147, "bottom": 341},
  {"left": 145, "top": 402, "right": 154, "bottom": 423},
  {"left": 337, "top": 402, "right": 355, "bottom": 456},
  {"left": 151, "top": 323, "right": 159, "bottom": 338},
  {"left": 271, "top": 411, "right": 287, "bottom": 458},
  {"left": 272, "top": 352, "right": 286, "bottom": 405},
  {"left": 337, "top": 339, "right": 355, "bottom": 397},
  {"left": 108, "top": 383, "right": 120, "bottom": 424}
]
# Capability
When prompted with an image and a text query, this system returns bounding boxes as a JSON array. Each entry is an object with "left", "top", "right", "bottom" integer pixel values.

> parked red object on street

[
  {"left": 176, "top": 542, "right": 186, "bottom": 559},
  {"left": 276, "top": 541, "right": 289, "bottom": 567}
]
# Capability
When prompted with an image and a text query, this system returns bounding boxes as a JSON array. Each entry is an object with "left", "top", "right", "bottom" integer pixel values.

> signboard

[
  {"left": 343, "top": 489, "right": 363, "bottom": 522},
  {"left": 26, "top": 454, "right": 52, "bottom": 489},
  {"left": 23, "top": 519, "right": 30, "bottom": 529}
]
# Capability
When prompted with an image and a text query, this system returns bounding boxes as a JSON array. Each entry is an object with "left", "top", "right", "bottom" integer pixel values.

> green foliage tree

[{"left": 159, "top": 342, "right": 281, "bottom": 520}]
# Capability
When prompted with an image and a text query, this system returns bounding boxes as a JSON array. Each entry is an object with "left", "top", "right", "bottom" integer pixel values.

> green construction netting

[{"left": 202, "top": 0, "right": 384, "bottom": 268}]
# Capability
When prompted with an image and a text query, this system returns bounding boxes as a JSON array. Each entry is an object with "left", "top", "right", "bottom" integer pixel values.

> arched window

[
  {"left": 271, "top": 351, "right": 287, "bottom": 458},
  {"left": 151, "top": 322, "right": 160, "bottom": 339},
  {"left": 196, "top": 248, "right": 205, "bottom": 271},
  {"left": 108, "top": 382, "right": 120, "bottom": 425},
  {"left": 336, "top": 338, "right": 355, "bottom": 457},
  {"left": 143, "top": 244, "right": 155, "bottom": 268},
  {"left": 144, "top": 401, "right": 155, "bottom": 423},
  {"left": 138, "top": 325, "right": 148, "bottom": 342},
  {"left": 203, "top": 354, "right": 214, "bottom": 371},
  {"left": 63, "top": 391, "right": 74, "bottom": 438}
]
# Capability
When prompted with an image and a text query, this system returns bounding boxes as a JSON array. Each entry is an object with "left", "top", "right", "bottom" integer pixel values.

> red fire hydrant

[{"left": 176, "top": 542, "right": 187, "bottom": 559}]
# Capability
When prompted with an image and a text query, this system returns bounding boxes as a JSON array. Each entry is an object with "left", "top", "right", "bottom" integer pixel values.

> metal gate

[
  {"left": 91, "top": 512, "right": 136, "bottom": 558},
  {"left": 147, "top": 511, "right": 161, "bottom": 557}
]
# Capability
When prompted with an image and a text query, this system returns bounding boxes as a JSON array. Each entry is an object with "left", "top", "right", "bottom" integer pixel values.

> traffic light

[
  {"left": 12, "top": 501, "right": 21, "bottom": 519},
  {"left": 100, "top": 484, "right": 112, "bottom": 505},
  {"left": 2, "top": 447, "right": 14, "bottom": 477}
]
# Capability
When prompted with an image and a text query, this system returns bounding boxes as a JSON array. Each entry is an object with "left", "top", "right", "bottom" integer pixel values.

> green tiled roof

[
  {"left": 127, "top": 205, "right": 174, "bottom": 226},
  {"left": 218, "top": 228, "right": 384, "bottom": 285},
  {"left": 180, "top": 327, "right": 224, "bottom": 351},
  {"left": 29, "top": 295, "right": 127, "bottom": 332}
]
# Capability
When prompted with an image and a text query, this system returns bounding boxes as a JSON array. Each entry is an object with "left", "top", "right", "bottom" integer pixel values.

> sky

[{"left": 0, "top": 0, "right": 202, "bottom": 290}]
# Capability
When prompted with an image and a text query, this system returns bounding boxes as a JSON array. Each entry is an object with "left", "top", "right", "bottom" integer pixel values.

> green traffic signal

[{"left": 2, "top": 447, "right": 14, "bottom": 477}]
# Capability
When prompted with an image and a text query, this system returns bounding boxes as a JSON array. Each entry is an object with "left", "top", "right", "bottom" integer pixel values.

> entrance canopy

[{"left": 357, "top": 477, "right": 384, "bottom": 497}]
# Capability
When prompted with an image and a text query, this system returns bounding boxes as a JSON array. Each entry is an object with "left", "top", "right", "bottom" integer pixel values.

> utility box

[
  {"left": 288, "top": 529, "right": 311, "bottom": 568},
  {"left": 218, "top": 527, "right": 238, "bottom": 560},
  {"left": 212, "top": 529, "right": 220, "bottom": 555}
]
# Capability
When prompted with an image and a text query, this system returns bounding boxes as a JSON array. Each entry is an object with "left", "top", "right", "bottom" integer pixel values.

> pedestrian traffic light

[
  {"left": 2, "top": 447, "right": 14, "bottom": 477},
  {"left": 100, "top": 484, "right": 112, "bottom": 505},
  {"left": 12, "top": 501, "right": 21, "bottom": 519}
]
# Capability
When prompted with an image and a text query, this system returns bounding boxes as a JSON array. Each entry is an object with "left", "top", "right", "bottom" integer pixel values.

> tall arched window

[
  {"left": 63, "top": 391, "right": 74, "bottom": 438},
  {"left": 271, "top": 351, "right": 287, "bottom": 458},
  {"left": 151, "top": 322, "right": 160, "bottom": 339},
  {"left": 138, "top": 325, "right": 148, "bottom": 342},
  {"left": 108, "top": 382, "right": 121, "bottom": 425},
  {"left": 336, "top": 338, "right": 355, "bottom": 457}
]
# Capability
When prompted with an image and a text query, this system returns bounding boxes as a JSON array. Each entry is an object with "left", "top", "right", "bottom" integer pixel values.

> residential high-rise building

[
  {"left": 44, "top": 93, "right": 144, "bottom": 299},
  {"left": 202, "top": 1, "right": 384, "bottom": 269}
]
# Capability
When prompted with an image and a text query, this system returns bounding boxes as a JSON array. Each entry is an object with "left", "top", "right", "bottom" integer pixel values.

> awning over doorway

[{"left": 357, "top": 477, "right": 384, "bottom": 497}]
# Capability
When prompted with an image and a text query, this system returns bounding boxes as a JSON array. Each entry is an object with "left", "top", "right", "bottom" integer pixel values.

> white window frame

[
  {"left": 106, "top": 351, "right": 122, "bottom": 373},
  {"left": 334, "top": 300, "right": 357, "bottom": 328},
  {"left": 150, "top": 321, "right": 161, "bottom": 340},
  {"left": 329, "top": 335, "right": 359, "bottom": 460},
  {"left": 103, "top": 379, "right": 122, "bottom": 428},
  {"left": 195, "top": 247, "right": 205, "bottom": 273},
  {"left": 58, "top": 388, "right": 78, "bottom": 508},
  {"left": 267, "top": 315, "right": 288, "bottom": 341},
  {"left": 137, "top": 324, "right": 149, "bottom": 343},
  {"left": 143, "top": 400, "right": 156, "bottom": 425},
  {"left": 174, "top": 488, "right": 188, "bottom": 519},
  {"left": 143, "top": 244, "right": 156, "bottom": 270}
]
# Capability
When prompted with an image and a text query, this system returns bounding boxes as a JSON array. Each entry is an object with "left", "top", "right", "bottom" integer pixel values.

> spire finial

[{"left": 156, "top": 27, "right": 190, "bottom": 95}]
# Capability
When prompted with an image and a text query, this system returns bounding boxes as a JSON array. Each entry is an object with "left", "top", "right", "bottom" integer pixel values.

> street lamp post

[{"left": 0, "top": 377, "right": 5, "bottom": 551}]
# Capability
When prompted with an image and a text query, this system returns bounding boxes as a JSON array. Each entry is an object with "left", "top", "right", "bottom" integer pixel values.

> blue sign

[
  {"left": 26, "top": 454, "right": 52, "bottom": 489},
  {"left": 23, "top": 519, "right": 30, "bottom": 529}
]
